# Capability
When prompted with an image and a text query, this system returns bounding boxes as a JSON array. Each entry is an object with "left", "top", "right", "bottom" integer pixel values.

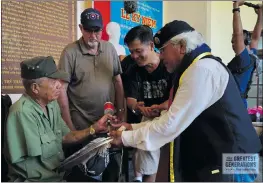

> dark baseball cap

[
  {"left": 20, "top": 56, "right": 70, "bottom": 82},
  {"left": 81, "top": 8, "right": 103, "bottom": 30},
  {"left": 153, "top": 20, "right": 195, "bottom": 49}
]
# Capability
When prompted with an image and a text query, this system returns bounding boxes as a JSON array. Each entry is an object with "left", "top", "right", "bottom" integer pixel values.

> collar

[
  {"left": 185, "top": 43, "right": 211, "bottom": 61},
  {"left": 178, "top": 43, "right": 211, "bottom": 71},
  {"left": 23, "top": 94, "right": 54, "bottom": 116},
  {"left": 78, "top": 37, "right": 103, "bottom": 55}
]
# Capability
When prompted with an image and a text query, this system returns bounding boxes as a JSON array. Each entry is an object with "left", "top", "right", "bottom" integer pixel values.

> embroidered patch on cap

[
  {"left": 154, "top": 37, "right": 160, "bottom": 45},
  {"left": 87, "top": 12, "right": 100, "bottom": 20}
]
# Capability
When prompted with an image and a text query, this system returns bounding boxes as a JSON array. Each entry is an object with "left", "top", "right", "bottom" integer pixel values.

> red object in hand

[{"left": 104, "top": 102, "right": 115, "bottom": 115}]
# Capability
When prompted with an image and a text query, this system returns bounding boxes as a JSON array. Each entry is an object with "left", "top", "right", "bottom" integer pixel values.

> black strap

[
  {"left": 241, "top": 54, "right": 258, "bottom": 99},
  {"left": 231, "top": 57, "right": 256, "bottom": 74}
]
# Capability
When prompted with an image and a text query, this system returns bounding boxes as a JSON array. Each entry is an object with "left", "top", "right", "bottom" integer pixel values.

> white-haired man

[{"left": 110, "top": 20, "right": 262, "bottom": 182}]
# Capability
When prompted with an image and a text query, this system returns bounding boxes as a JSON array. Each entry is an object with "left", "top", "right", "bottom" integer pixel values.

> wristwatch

[
  {"left": 117, "top": 108, "right": 125, "bottom": 112},
  {"left": 232, "top": 7, "right": 240, "bottom": 13},
  {"left": 89, "top": 125, "right": 95, "bottom": 135}
]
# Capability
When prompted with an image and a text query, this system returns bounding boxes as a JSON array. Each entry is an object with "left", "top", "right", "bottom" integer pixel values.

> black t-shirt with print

[
  {"left": 126, "top": 59, "right": 173, "bottom": 107},
  {"left": 121, "top": 55, "right": 137, "bottom": 93}
]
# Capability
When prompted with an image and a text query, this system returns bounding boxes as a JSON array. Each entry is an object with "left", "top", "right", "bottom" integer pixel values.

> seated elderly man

[{"left": 4, "top": 56, "right": 111, "bottom": 182}]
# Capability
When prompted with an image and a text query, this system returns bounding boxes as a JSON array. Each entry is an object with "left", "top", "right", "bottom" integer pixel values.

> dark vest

[{"left": 171, "top": 54, "right": 262, "bottom": 181}]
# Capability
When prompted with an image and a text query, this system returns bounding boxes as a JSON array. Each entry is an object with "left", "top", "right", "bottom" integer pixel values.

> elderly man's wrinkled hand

[
  {"left": 109, "top": 130, "right": 123, "bottom": 147},
  {"left": 94, "top": 114, "right": 116, "bottom": 133}
]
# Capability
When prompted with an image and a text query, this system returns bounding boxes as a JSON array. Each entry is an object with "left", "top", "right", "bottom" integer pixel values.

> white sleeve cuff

[
  {"left": 121, "top": 130, "right": 136, "bottom": 147},
  {"left": 131, "top": 122, "right": 147, "bottom": 130}
]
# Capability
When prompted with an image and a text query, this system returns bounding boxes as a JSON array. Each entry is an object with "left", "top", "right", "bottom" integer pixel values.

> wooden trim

[{"left": 83, "top": 0, "right": 92, "bottom": 8}]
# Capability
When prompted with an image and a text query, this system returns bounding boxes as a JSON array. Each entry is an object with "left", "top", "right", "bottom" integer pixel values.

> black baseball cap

[
  {"left": 81, "top": 8, "right": 103, "bottom": 30},
  {"left": 20, "top": 56, "right": 70, "bottom": 82},
  {"left": 153, "top": 20, "right": 195, "bottom": 49}
]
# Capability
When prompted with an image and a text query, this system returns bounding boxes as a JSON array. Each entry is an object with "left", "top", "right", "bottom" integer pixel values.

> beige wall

[
  {"left": 163, "top": 1, "right": 261, "bottom": 64},
  {"left": 163, "top": 1, "right": 211, "bottom": 45},
  {"left": 210, "top": 1, "right": 258, "bottom": 64},
  {"left": 77, "top": 0, "right": 93, "bottom": 39},
  {"left": 6, "top": 1, "right": 261, "bottom": 103}
]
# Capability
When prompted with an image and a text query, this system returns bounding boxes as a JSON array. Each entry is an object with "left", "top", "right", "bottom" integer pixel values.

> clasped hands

[
  {"left": 134, "top": 101, "right": 161, "bottom": 118},
  {"left": 233, "top": 0, "right": 262, "bottom": 14}
]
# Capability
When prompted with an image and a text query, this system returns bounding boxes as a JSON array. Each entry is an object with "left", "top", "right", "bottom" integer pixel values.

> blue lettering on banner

[
  {"left": 222, "top": 153, "right": 259, "bottom": 174},
  {"left": 110, "top": 1, "right": 163, "bottom": 54}
]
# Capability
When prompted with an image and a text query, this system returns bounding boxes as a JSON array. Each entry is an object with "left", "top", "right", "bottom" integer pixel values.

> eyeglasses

[
  {"left": 159, "top": 43, "right": 170, "bottom": 53},
  {"left": 84, "top": 27, "right": 102, "bottom": 34}
]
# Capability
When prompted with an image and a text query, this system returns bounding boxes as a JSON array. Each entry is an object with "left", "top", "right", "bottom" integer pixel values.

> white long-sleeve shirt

[{"left": 122, "top": 58, "right": 230, "bottom": 151}]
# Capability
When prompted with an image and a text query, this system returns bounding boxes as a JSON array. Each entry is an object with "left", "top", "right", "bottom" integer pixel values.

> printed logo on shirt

[{"left": 143, "top": 79, "right": 168, "bottom": 99}]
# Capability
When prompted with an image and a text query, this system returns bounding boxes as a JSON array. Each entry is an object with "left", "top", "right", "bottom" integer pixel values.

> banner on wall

[
  {"left": 94, "top": 1, "right": 163, "bottom": 56},
  {"left": 110, "top": 1, "right": 163, "bottom": 54},
  {"left": 1, "top": 1, "right": 76, "bottom": 94}
]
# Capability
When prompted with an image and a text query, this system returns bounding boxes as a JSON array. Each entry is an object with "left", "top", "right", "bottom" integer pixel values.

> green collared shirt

[{"left": 4, "top": 94, "right": 70, "bottom": 182}]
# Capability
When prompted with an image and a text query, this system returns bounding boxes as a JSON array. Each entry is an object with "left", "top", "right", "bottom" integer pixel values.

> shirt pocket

[
  {"left": 55, "top": 129, "right": 63, "bottom": 143},
  {"left": 40, "top": 131, "right": 59, "bottom": 159}
]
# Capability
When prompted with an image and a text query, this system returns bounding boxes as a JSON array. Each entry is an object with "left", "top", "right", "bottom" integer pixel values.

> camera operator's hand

[
  {"left": 254, "top": 4, "right": 262, "bottom": 15},
  {"left": 233, "top": 0, "right": 245, "bottom": 7}
]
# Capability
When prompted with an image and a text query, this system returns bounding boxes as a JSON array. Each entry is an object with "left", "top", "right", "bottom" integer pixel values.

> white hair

[{"left": 169, "top": 31, "right": 205, "bottom": 53}]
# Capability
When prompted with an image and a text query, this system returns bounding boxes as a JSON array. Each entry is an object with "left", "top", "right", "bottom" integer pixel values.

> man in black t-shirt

[
  {"left": 123, "top": 25, "right": 172, "bottom": 182},
  {"left": 121, "top": 55, "right": 141, "bottom": 124},
  {"left": 126, "top": 56, "right": 171, "bottom": 112}
]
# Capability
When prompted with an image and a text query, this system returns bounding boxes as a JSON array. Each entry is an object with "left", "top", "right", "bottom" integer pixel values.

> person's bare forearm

[
  {"left": 233, "top": 2, "right": 243, "bottom": 35},
  {"left": 114, "top": 75, "right": 125, "bottom": 111},
  {"left": 57, "top": 83, "right": 76, "bottom": 131},
  {"left": 233, "top": 2, "right": 245, "bottom": 55},
  {"left": 62, "top": 128, "right": 90, "bottom": 144},
  {"left": 127, "top": 97, "right": 138, "bottom": 111},
  {"left": 251, "top": 8, "right": 262, "bottom": 49},
  {"left": 158, "top": 100, "right": 169, "bottom": 111},
  {"left": 253, "top": 14, "right": 262, "bottom": 39}
]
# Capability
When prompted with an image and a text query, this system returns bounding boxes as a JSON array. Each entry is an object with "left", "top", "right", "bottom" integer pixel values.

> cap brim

[
  {"left": 83, "top": 22, "right": 103, "bottom": 30},
  {"left": 48, "top": 70, "right": 70, "bottom": 83}
]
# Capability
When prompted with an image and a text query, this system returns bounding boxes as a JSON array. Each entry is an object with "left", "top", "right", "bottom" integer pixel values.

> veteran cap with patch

[
  {"left": 153, "top": 20, "right": 195, "bottom": 49},
  {"left": 81, "top": 8, "right": 103, "bottom": 30},
  {"left": 20, "top": 56, "right": 70, "bottom": 82}
]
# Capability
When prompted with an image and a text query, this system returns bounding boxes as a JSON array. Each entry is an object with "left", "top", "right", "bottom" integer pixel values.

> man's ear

[
  {"left": 179, "top": 39, "right": 187, "bottom": 54},
  {"left": 150, "top": 41, "right": 155, "bottom": 51},
  {"left": 79, "top": 24, "right": 84, "bottom": 33},
  {"left": 31, "top": 83, "right": 39, "bottom": 95}
]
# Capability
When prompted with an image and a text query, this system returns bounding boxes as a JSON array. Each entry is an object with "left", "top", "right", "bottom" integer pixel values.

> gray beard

[{"left": 86, "top": 41, "right": 99, "bottom": 49}]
